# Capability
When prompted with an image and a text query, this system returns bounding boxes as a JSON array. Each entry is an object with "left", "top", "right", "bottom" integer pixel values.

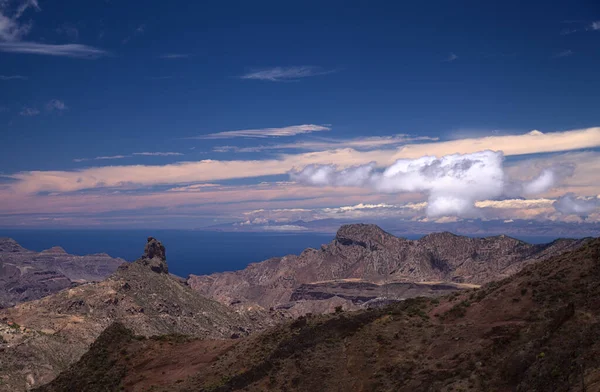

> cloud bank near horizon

[
  {"left": 290, "top": 150, "right": 572, "bottom": 217},
  {"left": 1, "top": 126, "right": 599, "bottom": 228}
]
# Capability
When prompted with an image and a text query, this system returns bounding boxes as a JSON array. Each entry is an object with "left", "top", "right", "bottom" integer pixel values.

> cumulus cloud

[
  {"left": 194, "top": 124, "right": 330, "bottom": 139},
  {"left": 291, "top": 150, "right": 570, "bottom": 217},
  {"left": 240, "top": 66, "right": 335, "bottom": 82},
  {"left": 7, "top": 127, "right": 600, "bottom": 195},
  {"left": 553, "top": 193, "right": 600, "bottom": 216}
]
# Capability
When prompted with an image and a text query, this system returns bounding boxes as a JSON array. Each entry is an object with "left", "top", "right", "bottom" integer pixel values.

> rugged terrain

[
  {"left": 0, "top": 237, "right": 124, "bottom": 308},
  {"left": 0, "top": 238, "right": 264, "bottom": 392},
  {"left": 36, "top": 236, "right": 600, "bottom": 391},
  {"left": 188, "top": 224, "right": 589, "bottom": 315}
]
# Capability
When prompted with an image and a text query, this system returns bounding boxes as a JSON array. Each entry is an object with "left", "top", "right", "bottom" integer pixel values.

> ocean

[
  {"left": 0, "top": 229, "right": 566, "bottom": 278},
  {"left": 0, "top": 230, "right": 334, "bottom": 277}
]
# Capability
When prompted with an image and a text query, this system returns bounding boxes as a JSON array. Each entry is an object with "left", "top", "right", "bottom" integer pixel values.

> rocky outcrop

[
  {"left": 133, "top": 237, "right": 168, "bottom": 274},
  {"left": 0, "top": 237, "right": 262, "bottom": 392},
  {"left": 188, "top": 224, "right": 590, "bottom": 315},
  {"left": 0, "top": 238, "right": 125, "bottom": 308}
]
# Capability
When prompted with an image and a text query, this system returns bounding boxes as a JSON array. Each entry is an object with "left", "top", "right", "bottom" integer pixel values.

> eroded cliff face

[
  {"left": 0, "top": 237, "right": 125, "bottom": 308},
  {"left": 188, "top": 224, "right": 589, "bottom": 314},
  {"left": 0, "top": 237, "right": 260, "bottom": 392}
]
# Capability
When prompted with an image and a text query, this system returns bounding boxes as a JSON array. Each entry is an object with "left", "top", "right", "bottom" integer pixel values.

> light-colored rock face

[
  {"left": 187, "top": 224, "right": 590, "bottom": 315},
  {"left": 0, "top": 238, "right": 125, "bottom": 308},
  {"left": 0, "top": 238, "right": 262, "bottom": 392}
]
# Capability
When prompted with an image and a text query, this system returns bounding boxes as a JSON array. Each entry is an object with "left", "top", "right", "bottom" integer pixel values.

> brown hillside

[{"left": 36, "top": 237, "right": 600, "bottom": 392}]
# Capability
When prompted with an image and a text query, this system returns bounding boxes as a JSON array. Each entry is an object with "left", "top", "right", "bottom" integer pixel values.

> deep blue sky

[
  {"left": 0, "top": 0, "right": 599, "bottom": 232},
  {"left": 1, "top": 0, "right": 600, "bottom": 173}
]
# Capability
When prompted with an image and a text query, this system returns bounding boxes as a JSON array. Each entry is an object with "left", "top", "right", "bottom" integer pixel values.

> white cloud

[
  {"left": 0, "top": 42, "right": 108, "bottom": 58},
  {"left": 590, "top": 21, "right": 600, "bottom": 30},
  {"left": 291, "top": 150, "right": 568, "bottom": 217},
  {"left": 195, "top": 124, "right": 331, "bottom": 139},
  {"left": 0, "top": 74, "right": 26, "bottom": 80},
  {"left": 553, "top": 193, "right": 600, "bottom": 215},
  {"left": 240, "top": 66, "right": 335, "bottom": 82},
  {"left": 73, "top": 155, "right": 128, "bottom": 163},
  {"left": 19, "top": 107, "right": 39, "bottom": 116},
  {"left": 14, "top": 0, "right": 40, "bottom": 18},
  {"left": 0, "top": 2, "right": 107, "bottom": 58},
  {"left": 7, "top": 127, "right": 600, "bottom": 195},
  {"left": 73, "top": 152, "right": 182, "bottom": 162},
  {"left": 213, "top": 134, "right": 438, "bottom": 153},
  {"left": 46, "top": 99, "right": 67, "bottom": 111},
  {"left": 132, "top": 152, "right": 183, "bottom": 157}
]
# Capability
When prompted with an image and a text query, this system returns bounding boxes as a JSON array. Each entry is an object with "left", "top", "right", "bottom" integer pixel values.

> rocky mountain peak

[
  {"left": 135, "top": 237, "right": 168, "bottom": 274},
  {"left": 41, "top": 246, "right": 68, "bottom": 254},
  {"left": 0, "top": 238, "right": 27, "bottom": 253},
  {"left": 335, "top": 224, "right": 392, "bottom": 247}
]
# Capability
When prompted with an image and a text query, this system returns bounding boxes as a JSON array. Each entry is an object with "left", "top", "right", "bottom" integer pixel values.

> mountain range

[
  {"left": 188, "top": 224, "right": 590, "bottom": 316},
  {"left": 35, "top": 235, "right": 600, "bottom": 391},
  {"left": 0, "top": 238, "right": 124, "bottom": 309},
  {"left": 0, "top": 225, "right": 596, "bottom": 391},
  {"left": 0, "top": 237, "right": 268, "bottom": 391}
]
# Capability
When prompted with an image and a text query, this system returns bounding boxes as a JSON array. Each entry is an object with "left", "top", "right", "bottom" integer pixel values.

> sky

[{"left": 0, "top": 0, "right": 599, "bottom": 232}]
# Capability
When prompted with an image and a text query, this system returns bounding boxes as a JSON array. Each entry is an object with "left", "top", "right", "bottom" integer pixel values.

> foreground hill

[
  {"left": 0, "top": 238, "right": 124, "bottom": 308},
  {"left": 37, "top": 236, "right": 600, "bottom": 391},
  {"left": 0, "top": 238, "right": 262, "bottom": 392},
  {"left": 188, "top": 224, "right": 589, "bottom": 315}
]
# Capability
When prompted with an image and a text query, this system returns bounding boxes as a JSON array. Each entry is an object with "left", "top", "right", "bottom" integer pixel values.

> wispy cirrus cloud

[
  {"left": 9, "top": 127, "right": 600, "bottom": 195},
  {"left": 0, "top": 74, "right": 27, "bottom": 80},
  {"left": 0, "top": 42, "right": 109, "bottom": 58},
  {"left": 0, "top": 1, "right": 108, "bottom": 58},
  {"left": 0, "top": 0, "right": 37, "bottom": 41},
  {"left": 240, "top": 66, "right": 336, "bottom": 82},
  {"left": 213, "top": 134, "right": 439, "bottom": 153},
  {"left": 73, "top": 152, "right": 183, "bottom": 162},
  {"left": 132, "top": 152, "right": 184, "bottom": 157},
  {"left": 73, "top": 155, "right": 128, "bottom": 163},
  {"left": 193, "top": 124, "right": 331, "bottom": 139},
  {"left": 159, "top": 53, "right": 190, "bottom": 59},
  {"left": 560, "top": 20, "right": 600, "bottom": 35}
]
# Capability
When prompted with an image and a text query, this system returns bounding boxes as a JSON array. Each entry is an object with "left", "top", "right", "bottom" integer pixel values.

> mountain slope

[
  {"left": 188, "top": 224, "right": 589, "bottom": 313},
  {"left": 0, "top": 237, "right": 124, "bottom": 308},
  {"left": 0, "top": 237, "right": 260, "bottom": 392},
  {"left": 37, "top": 236, "right": 600, "bottom": 392}
]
